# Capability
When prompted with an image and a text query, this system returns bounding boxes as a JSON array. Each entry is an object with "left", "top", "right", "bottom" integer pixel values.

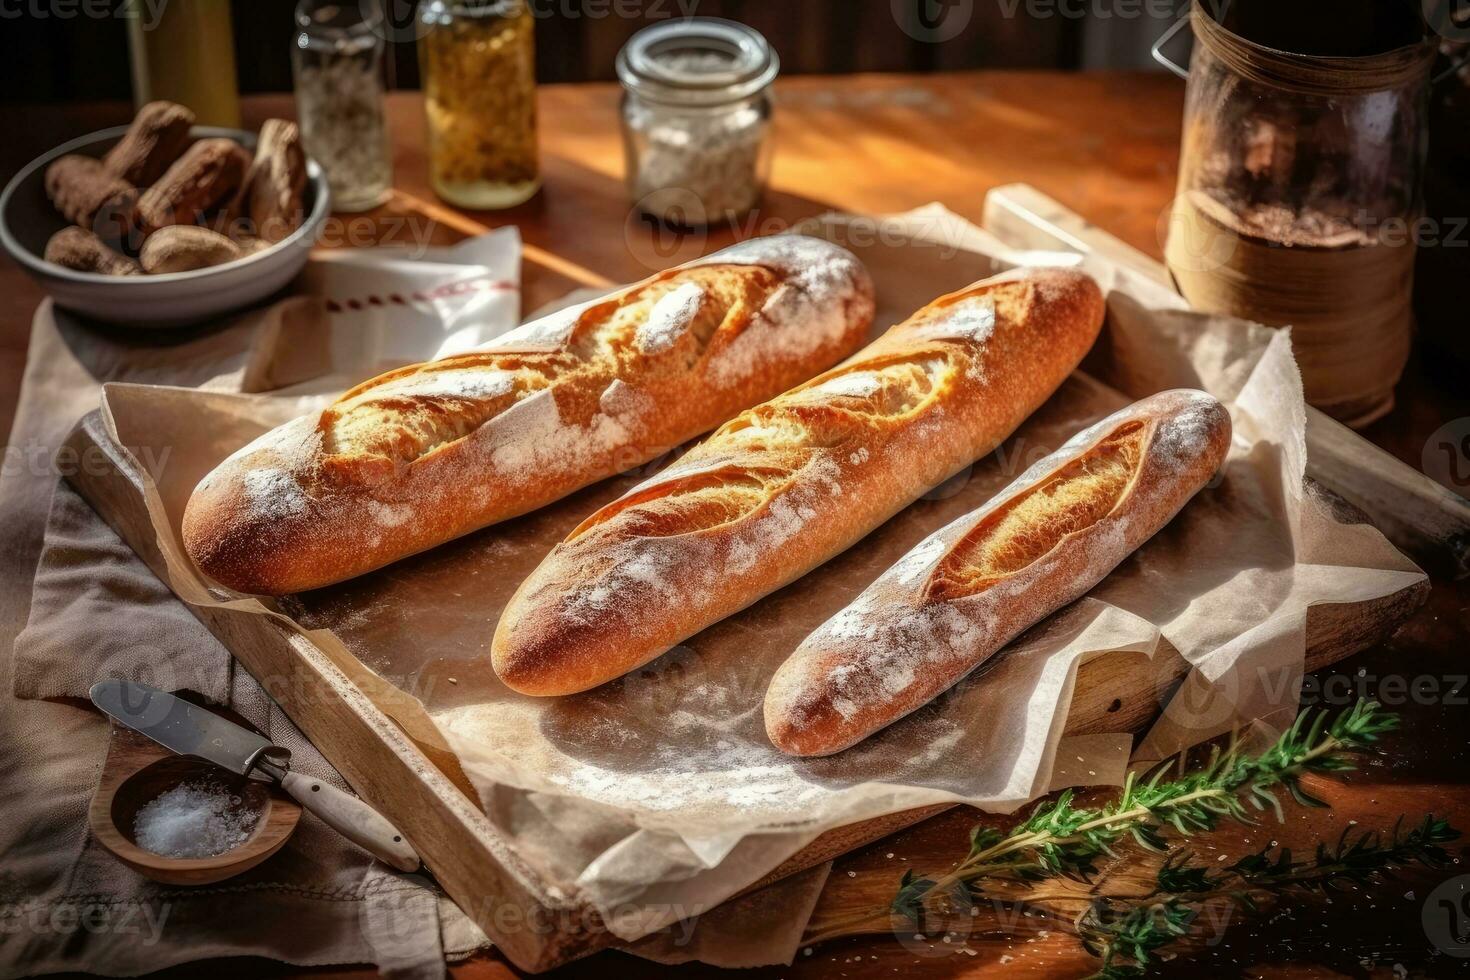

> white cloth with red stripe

[{"left": 300, "top": 230, "right": 523, "bottom": 385}]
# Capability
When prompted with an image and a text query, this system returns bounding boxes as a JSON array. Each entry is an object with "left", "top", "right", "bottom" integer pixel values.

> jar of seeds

[
  {"left": 418, "top": 0, "right": 540, "bottom": 210},
  {"left": 291, "top": 0, "right": 393, "bottom": 212},
  {"left": 617, "top": 19, "right": 779, "bottom": 228}
]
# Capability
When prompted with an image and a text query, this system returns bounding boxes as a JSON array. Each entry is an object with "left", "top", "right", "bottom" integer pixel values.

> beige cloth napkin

[
  {"left": 0, "top": 299, "right": 481, "bottom": 979},
  {"left": 0, "top": 236, "right": 829, "bottom": 976}
]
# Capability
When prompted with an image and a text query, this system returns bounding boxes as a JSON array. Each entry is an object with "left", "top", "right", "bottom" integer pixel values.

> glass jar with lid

[
  {"left": 1159, "top": 0, "right": 1437, "bottom": 427},
  {"left": 291, "top": 0, "right": 394, "bottom": 212},
  {"left": 617, "top": 19, "right": 779, "bottom": 228},
  {"left": 418, "top": 0, "right": 540, "bottom": 210}
]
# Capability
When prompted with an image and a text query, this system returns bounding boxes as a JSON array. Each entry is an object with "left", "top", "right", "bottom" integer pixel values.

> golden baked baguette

[
  {"left": 492, "top": 267, "right": 1106, "bottom": 696},
  {"left": 764, "top": 389, "right": 1232, "bottom": 756},
  {"left": 183, "top": 236, "right": 875, "bottom": 595}
]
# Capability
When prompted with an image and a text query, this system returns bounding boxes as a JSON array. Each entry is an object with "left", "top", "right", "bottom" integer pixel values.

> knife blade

[
  {"left": 89, "top": 679, "right": 420, "bottom": 872},
  {"left": 90, "top": 678, "right": 275, "bottom": 778}
]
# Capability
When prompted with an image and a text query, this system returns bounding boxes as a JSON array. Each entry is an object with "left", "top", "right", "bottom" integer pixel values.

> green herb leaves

[
  {"left": 1081, "top": 815, "right": 1460, "bottom": 977},
  {"left": 887, "top": 700, "right": 1459, "bottom": 978}
]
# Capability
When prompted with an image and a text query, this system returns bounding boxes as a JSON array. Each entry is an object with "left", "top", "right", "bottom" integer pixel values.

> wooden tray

[{"left": 60, "top": 188, "right": 1441, "bottom": 972}]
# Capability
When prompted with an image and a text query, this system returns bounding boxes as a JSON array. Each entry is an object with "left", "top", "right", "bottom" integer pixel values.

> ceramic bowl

[{"left": 0, "top": 125, "right": 330, "bottom": 328}]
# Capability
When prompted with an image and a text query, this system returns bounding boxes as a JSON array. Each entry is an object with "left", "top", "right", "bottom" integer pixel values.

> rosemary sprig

[
  {"left": 893, "top": 699, "right": 1399, "bottom": 918},
  {"left": 1082, "top": 897, "right": 1196, "bottom": 980},
  {"left": 1081, "top": 814, "right": 1461, "bottom": 978}
]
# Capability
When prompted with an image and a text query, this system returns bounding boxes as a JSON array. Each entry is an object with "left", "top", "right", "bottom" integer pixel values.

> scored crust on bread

[
  {"left": 492, "top": 267, "right": 1107, "bottom": 697},
  {"left": 182, "top": 236, "right": 875, "bottom": 595},
  {"left": 763, "top": 389, "right": 1233, "bottom": 757}
]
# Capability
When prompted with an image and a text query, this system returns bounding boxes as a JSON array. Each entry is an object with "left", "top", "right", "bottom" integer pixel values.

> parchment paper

[{"left": 84, "top": 210, "right": 1425, "bottom": 943}]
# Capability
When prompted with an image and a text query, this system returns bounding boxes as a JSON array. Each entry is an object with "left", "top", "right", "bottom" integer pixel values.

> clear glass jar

[
  {"left": 418, "top": 0, "right": 540, "bottom": 210},
  {"left": 291, "top": 0, "right": 394, "bottom": 213},
  {"left": 1163, "top": 1, "right": 1436, "bottom": 427},
  {"left": 617, "top": 19, "right": 779, "bottom": 228}
]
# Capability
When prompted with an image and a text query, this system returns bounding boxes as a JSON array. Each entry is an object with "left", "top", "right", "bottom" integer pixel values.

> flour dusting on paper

[{"left": 100, "top": 208, "right": 1427, "bottom": 949}]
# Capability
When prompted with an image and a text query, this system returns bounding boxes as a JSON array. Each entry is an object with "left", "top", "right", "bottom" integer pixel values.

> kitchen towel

[
  {"left": 1, "top": 227, "right": 835, "bottom": 977},
  {"left": 0, "top": 233, "right": 520, "bottom": 979}
]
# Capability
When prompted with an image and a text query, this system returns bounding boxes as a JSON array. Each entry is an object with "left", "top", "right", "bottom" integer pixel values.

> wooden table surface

[{"left": 6, "top": 73, "right": 1468, "bottom": 980}]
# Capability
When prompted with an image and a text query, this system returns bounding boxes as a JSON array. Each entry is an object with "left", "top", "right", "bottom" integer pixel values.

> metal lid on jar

[
  {"left": 617, "top": 18, "right": 780, "bottom": 107},
  {"left": 294, "top": 0, "right": 384, "bottom": 54}
]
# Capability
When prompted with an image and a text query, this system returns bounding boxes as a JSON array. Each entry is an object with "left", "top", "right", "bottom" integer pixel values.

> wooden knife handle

[{"left": 280, "top": 770, "right": 420, "bottom": 872}]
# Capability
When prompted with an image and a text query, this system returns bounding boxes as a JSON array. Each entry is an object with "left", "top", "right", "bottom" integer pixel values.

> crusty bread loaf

[
  {"left": 764, "top": 389, "right": 1232, "bottom": 756},
  {"left": 182, "top": 236, "right": 875, "bottom": 595},
  {"left": 492, "top": 267, "right": 1106, "bottom": 697}
]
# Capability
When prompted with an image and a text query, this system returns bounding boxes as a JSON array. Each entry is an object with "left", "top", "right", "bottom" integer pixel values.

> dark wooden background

[{"left": 4, "top": 0, "right": 1181, "bottom": 104}]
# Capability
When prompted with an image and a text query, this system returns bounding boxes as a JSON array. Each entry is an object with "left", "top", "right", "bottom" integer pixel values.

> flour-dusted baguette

[
  {"left": 764, "top": 389, "right": 1232, "bottom": 756},
  {"left": 492, "top": 267, "right": 1106, "bottom": 696},
  {"left": 182, "top": 236, "right": 875, "bottom": 595}
]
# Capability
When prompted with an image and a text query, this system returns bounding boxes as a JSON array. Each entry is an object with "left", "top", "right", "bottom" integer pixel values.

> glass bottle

[
  {"left": 417, "top": 0, "right": 540, "bottom": 210},
  {"left": 126, "top": 0, "right": 241, "bottom": 128},
  {"left": 292, "top": 0, "right": 394, "bottom": 213}
]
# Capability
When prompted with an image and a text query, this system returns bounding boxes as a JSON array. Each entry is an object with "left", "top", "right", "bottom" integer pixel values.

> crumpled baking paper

[{"left": 84, "top": 209, "right": 1424, "bottom": 943}]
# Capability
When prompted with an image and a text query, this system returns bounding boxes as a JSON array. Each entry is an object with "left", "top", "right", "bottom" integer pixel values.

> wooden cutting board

[{"left": 60, "top": 187, "right": 1439, "bottom": 972}]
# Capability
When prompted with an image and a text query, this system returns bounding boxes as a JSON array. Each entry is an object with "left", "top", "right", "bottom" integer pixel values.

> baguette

[
  {"left": 182, "top": 236, "right": 875, "bottom": 595},
  {"left": 764, "top": 389, "right": 1232, "bottom": 757},
  {"left": 492, "top": 267, "right": 1106, "bottom": 696}
]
